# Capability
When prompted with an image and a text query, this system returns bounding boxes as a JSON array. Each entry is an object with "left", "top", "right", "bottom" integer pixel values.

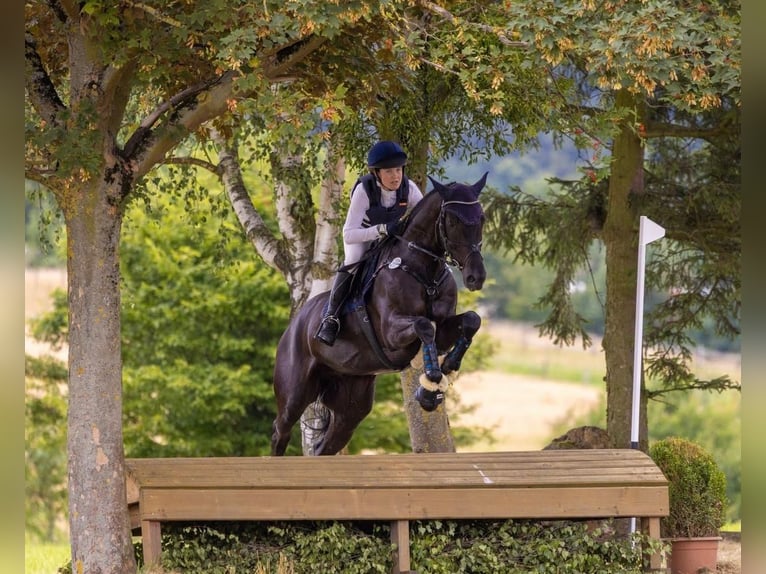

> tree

[
  {"left": 480, "top": 0, "right": 740, "bottom": 448},
  {"left": 194, "top": 3, "right": 552, "bottom": 453},
  {"left": 25, "top": 2, "right": 405, "bottom": 571}
]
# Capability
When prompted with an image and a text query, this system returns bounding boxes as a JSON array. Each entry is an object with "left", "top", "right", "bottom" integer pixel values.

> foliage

[
  {"left": 151, "top": 519, "right": 664, "bottom": 574},
  {"left": 649, "top": 392, "right": 740, "bottom": 522},
  {"left": 120, "top": 193, "right": 291, "bottom": 457},
  {"left": 25, "top": 181, "right": 66, "bottom": 267},
  {"left": 475, "top": 0, "right": 740, "bottom": 449},
  {"left": 24, "top": 541, "right": 70, "bottom": 574},
  {"left": 24, "top": 355, "right": 68, "bottom": 543},
  {"left": 649, "top": 437, "right": 728, "bottom": 538}
]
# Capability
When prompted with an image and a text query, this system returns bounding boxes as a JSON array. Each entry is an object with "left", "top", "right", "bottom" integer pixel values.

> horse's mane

[
  {"left": 400, "top": 180, "right": 482, "bottom": 232},
  {"left": 399, "top": 186, "right": 445, "bottom": 231}
]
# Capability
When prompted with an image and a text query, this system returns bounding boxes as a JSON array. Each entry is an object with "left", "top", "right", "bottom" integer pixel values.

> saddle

[{"left": 337, "top": 236, "right": 402, "bottom": 370}]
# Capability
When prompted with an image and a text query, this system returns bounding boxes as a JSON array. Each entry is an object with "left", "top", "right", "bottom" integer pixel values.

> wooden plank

[
  {"left": 137, "top": 486, "right": 668, "bottom": 522},
  {"left": 141, "top": 519, "right": 162, "bottom": 566},
  {"left": 124, "top": 451, "right": 667, "bottom": 491},
  {"left": 125, "top": 470, "right": 666, "bottom": 490},
  {"left": 124, "top": 450, "right": 662, "bottom": 479},
  {"left": 125, "top": 450, "right": 660, "bottom": 473},
  {"left": 390, "top": 520, "right": 411, "bottom": 574},
  {"left": 643, "top": 517, "right": 664, "bottom": 572}
]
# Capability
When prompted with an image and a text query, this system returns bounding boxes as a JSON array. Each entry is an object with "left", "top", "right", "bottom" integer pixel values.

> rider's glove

[{"left": 384, "top": 220, "right": 400, "bottom": 236}]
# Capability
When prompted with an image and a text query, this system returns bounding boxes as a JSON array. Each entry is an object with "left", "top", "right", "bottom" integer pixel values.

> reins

[
  {"left": 377, "top": 194, "right": 483, "bottom": 318},
  {"left": 390, "top": 196, "right": 483, "bottom": 271}
]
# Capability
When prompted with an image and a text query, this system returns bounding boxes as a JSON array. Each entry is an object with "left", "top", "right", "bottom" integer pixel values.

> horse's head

[{"left": 428, "top": 173, "right": 488, "bottom": 291}]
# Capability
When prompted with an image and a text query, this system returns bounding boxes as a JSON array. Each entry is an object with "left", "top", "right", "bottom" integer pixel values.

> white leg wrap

[{"left": 419, "top": 372, "right": 450, "bottom": 393}]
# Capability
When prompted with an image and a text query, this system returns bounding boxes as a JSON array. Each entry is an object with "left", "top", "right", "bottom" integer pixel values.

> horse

[{"left": 271, "top": 173, "right": 488, "bottom": 456}]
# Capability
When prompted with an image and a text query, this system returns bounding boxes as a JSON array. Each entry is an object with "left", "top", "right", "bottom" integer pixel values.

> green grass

[
  {"left": 722, "top": 520, "right": 741, "bottom": 532},
  {"left": 484, "top": 321, "right": 740, "bottom": 389},
  {"left": 25, "top": 542, "right": 69, "bottom": 574},
  {"left": 484, "top": 324, "right": 606, "bottom": 386}
]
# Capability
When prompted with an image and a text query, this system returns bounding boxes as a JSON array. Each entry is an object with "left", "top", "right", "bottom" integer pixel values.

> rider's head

[{"left": 367, "top": 141, "right": 407, "bottom": 191}]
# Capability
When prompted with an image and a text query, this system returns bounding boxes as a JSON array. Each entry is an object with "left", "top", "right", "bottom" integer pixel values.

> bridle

[
  {"left": 436, "top": 199, "right": 484, "bottom": 270},
  {"left": 395, "top": 197, "right": 484, "bottom": 270}
]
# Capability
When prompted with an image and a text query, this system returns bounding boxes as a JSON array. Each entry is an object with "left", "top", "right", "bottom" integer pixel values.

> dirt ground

[{"left": 24, "top": 267, "right": 741, "bottom": 572}]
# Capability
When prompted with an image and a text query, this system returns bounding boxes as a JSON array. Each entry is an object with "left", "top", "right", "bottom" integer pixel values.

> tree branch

[
  {"left": 46, "top": 0, "right": 70, "bottom": 22},
  {"left": 265, "top": 35, "right": 328, "bottom": 80},
  {"left": 417, "top": 0, "right": 529, "bottom": 48},
  {"left": 210, "top": 130, "right": 289, "bottom": 276},
  {"left": 123, "top": 72, "right": 235, "bottom": 160},
  {"left": 25, "top": 32, "right": 66, "bottom": 127},
  {"left": 644, "top": 120, "right": 730, "bottom": 141},
  {"left": 647, "top": 376, "right": 741, "bottom": 399},
  {"left": 122, "top": 0, "right": 184, "bottom": 28},
  {"left": 164, "top": 156, "right": 220, "bottom": 174}
]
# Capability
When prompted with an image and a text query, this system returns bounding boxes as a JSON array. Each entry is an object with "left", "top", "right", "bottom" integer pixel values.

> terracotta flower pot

[{"left": 668, "top": 536, "right": 721, "bottom": 574}]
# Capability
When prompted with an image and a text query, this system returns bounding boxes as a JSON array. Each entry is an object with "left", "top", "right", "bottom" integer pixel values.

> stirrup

[{"left": 315, "top": 316, "right": 340, "bottom": 346}]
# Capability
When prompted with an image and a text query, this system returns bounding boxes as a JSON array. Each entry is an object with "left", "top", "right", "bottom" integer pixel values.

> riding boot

[{"left": 315, "top": 270, "right": 354, "bottom": 346}]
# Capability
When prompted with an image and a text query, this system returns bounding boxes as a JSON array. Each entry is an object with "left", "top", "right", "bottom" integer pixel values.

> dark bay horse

[{"left": 271, "top": 173, "right": 488, "bottom": 456}]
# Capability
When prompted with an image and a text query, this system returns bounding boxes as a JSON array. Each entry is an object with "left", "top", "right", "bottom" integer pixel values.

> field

[{"left": 24, "top": 267, "right": 741, "bottom": 573}]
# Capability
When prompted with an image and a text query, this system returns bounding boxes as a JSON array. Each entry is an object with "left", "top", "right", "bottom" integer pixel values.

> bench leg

[
  {"left": 141, "top": 519, "right": 162, "bottom": 567},
  {"left": 642, "top": 517, "right": 666, "bottom": 573},
  {"left": 391, "top": 519, "right": 415, "bottom": 574}
]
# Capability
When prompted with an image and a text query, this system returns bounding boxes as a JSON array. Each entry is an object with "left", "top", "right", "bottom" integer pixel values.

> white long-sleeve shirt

[{"left": 342, "top": 177, "right": 423, "bottom": 266}]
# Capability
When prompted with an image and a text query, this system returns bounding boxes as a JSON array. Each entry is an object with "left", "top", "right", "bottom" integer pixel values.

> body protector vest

[{"left": 353, "top": 173, "right": 410, "bottom": 227}]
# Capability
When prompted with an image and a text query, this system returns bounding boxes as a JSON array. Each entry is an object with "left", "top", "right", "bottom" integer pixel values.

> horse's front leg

[
  {"left": 436, "top": 310, "right": 482, "bottom": 375},
  {"left": 409, "top": 317, "right": 450, "bottom": 412}
]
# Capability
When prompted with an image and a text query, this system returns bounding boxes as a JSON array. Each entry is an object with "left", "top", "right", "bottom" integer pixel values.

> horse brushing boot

[
  {"left": 315, "top": 270, "right": 353, "bottom": 346},
  {"left": 415, "top": 342, "right": 448, "bottom": 412}
]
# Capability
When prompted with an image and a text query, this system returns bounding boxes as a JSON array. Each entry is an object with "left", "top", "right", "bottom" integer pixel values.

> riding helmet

[{"left": 367, "top": 141, "right": 408, "bottom": 169}]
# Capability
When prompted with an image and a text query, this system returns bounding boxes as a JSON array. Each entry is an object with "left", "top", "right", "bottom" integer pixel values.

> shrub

[
  {"left": 649, "top": 437, "right": 728, "bottom": 538},
  {"left": 147, "top": 519, "right": 664, "bottom": 574}
]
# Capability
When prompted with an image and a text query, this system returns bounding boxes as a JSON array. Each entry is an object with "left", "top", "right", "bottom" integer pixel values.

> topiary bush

[{"left": 649, "top": 436, "right": 728, "bottom": 539}]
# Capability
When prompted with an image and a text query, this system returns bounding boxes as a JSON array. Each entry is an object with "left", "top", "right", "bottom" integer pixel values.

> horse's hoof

[{"left": 415, "top": 386, "right": 444, "bottom": 412}]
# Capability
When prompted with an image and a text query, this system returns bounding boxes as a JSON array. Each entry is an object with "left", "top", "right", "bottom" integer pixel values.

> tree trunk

[
  {"left": 64, "top": 180, "right": 136, "bottom": 573},
  {"left": 603, "top": 90, "right": 648, "bottom": 450},
  {"left": 400, "top": 365, "right": 455, "bottom": 453}
]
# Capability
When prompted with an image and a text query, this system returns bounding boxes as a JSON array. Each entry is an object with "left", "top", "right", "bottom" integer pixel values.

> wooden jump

[{"left": 125, "top": 449, "right": 669, "bottom": 573}]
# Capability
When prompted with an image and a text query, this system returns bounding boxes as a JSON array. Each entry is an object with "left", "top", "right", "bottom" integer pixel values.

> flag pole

[{"left": 630, "top": 216, "right": 665, "bottom": 534}]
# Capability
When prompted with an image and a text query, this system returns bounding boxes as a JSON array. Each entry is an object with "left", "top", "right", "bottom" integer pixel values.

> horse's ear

[
  {"left": 470, "top": 172, "right": 489, "bottom": 197},
  {"left": 428, "top": 176, "right": 449, "bottom": 198}
]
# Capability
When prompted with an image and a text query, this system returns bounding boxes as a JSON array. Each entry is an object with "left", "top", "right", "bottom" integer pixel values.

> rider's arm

[
  {"left": 343, "top": 181, "right": 385, "bottom": 244},
  {"left": 407, "top": 180, "right": 424, "bottom": 208}
]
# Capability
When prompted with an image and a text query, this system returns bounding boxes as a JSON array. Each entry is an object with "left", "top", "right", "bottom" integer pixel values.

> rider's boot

[{"left": 315, "top": 270, "right": 354, "bottom": 346}]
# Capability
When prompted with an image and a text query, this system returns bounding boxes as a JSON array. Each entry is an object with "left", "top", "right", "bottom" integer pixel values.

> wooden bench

[{"left": 126, "top": 449, "right": 668, "bottom": 573}]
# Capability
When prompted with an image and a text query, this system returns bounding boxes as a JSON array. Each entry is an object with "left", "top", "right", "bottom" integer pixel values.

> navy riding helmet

[{"left": 367, "top": 141, "right": 408, "bottom": 169}]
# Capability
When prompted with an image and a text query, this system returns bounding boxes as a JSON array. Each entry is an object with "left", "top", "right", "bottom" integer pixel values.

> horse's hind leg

[
  {"left": 312, "top": 375, "right": 376, "bottom": 455},
  {"left": 271, "top": 364, "right": 321, "bottom": 456}
]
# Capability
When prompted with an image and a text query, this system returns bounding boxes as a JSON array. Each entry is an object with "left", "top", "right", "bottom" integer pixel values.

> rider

[{"left": 315, "top": 140, "right": 424, "bottom": 346}]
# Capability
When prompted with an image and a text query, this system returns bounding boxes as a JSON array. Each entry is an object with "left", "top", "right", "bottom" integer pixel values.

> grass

[
  {"left": 483, "top": 320, "right": 741, "bottom": 388},
  {"left": 25, "top": 541, "right": 69, "bottom": 574},
  {"left": 483, "top": 321, "right": 608, "bottom": 387},
  {"left": 722, "top": 520, "right": 741, "bottom": 532}
]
